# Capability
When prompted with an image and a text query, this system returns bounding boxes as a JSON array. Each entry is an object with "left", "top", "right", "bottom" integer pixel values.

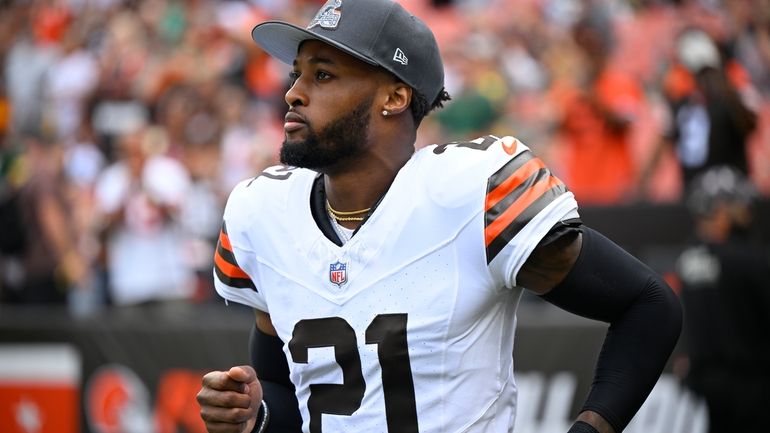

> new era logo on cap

[{"left": 393, "top": 48, "right": 408, "bottom": 65}]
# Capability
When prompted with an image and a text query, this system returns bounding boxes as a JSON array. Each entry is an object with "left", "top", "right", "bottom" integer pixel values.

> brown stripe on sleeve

[
  {"left": 484, "top": 172, "right": 567, "bottom": 264},
  {"left": 213, "top": 223, "right": 257, "bottom": 290},
  {"left": 485, "top": 150, "right": 536, "bottom": 204},
  {"left": 486, "top": 157, "right": 546, "bottom": 211}
]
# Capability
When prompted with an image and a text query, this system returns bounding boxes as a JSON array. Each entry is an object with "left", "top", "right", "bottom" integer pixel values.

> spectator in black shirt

[{"left": 676, "top": 165, "right": 770, "bottom": 433}]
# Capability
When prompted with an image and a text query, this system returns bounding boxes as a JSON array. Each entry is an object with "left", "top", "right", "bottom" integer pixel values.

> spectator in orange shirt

[{"left": 555, "top": 7, "right": 644, "bottom": 205}]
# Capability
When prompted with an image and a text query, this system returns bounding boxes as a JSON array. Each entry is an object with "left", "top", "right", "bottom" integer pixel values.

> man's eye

[
  {"left": 316, "top": 71, "right": 331, "bottom": 80},
  {"left": 288, "top": 71, "right": 300, "bottom": 83}
]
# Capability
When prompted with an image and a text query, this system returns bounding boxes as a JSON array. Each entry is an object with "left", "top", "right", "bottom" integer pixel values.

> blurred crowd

[{"left": 0, "top": 0, "right": 769, "bottom": 313}]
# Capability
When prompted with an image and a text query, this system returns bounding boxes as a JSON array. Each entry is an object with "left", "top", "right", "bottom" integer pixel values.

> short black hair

[{"left": 410, "top": 87, "right": 451, "bottom": 127}]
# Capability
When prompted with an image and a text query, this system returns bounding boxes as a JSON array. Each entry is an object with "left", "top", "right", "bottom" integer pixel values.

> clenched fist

[{"left": 197, "top": 366, "right": 263, "bottom": 433}]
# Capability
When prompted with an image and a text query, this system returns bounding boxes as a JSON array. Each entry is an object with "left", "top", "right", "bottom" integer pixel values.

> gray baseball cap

[{"left": 251, "top": 0, "right": 445, "bottom": 102}]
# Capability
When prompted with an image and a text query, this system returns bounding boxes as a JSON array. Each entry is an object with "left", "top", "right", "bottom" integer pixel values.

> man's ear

[{"left": 382, "top": 83, "right": 412, "bottom": 115}]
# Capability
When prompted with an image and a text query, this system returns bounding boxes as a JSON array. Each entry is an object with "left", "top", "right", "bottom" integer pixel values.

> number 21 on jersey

[{"left": 288, "top": 314, "right": 419, "bottom": 433}]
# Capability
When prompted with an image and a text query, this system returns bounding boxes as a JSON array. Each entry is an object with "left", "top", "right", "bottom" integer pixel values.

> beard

[{"left": 280, "top": 96, "right": 373, "bottom": 170}]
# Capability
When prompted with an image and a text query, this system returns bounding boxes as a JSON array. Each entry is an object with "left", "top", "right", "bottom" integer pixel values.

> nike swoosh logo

[{"left": 501, "top": 136, "right": 517, "bottom": 155}]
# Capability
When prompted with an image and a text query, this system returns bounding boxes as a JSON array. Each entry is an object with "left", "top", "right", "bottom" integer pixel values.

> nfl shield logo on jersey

[{"left": 329, "top": 261, "right": 348, "bottom": 287}]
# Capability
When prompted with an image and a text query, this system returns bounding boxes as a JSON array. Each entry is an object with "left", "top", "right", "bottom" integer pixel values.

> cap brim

[{"left": 251, "top": 21, "right": 378, "bottom": 67}]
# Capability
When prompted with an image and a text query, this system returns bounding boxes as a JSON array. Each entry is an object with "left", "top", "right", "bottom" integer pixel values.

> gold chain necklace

[{"left": 326, "top": 200, "right": 371, "bottom": 222}]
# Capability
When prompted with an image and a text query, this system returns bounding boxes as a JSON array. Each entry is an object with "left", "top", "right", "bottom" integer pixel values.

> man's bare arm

[
  {"left": 255, "top": 310, "right": 278, "bottom": 336},
  {"left": 518, "top": 230, "right": 582, "bottom": 296}
]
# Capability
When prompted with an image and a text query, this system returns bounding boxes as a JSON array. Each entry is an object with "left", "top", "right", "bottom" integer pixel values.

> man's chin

[
  {"left": 281, "top": 137, "right": 305, "bottom": 149},
  {"left": 280, "top": 142, "right": 322, "bottom": 170},
  {"left": 280, "top": 151, "right": 350, "bottom": 173}
]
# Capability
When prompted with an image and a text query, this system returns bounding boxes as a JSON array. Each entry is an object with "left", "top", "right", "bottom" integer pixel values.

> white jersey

[{"left": 214, "top": 135, "right": 579, "bottom": 433}]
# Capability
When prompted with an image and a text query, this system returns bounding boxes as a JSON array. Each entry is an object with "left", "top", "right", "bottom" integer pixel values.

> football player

[{"left": 196, "top": 1, "right": 682, "bottom": 432}]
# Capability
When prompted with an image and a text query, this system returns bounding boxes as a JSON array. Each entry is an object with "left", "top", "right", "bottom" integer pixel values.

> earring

[{"left": 382, "top": 110, "right": 389, "bottom": 116}]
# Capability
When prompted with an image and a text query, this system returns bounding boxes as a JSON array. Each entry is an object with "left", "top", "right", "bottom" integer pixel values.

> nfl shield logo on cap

[
  {"left": 329, "top": 261, "right": 348, "bottom": 286},
  {"left": 308, "top": 0, "right": 342, "bottom": 29}
]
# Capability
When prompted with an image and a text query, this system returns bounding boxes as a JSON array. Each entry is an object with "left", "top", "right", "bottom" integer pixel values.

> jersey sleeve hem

[
  {"left": 501, "top": 193, "right": 579, "bottom": 288},
  {"left": 213, "top": 274, "right": 269, "bottom": 312}
]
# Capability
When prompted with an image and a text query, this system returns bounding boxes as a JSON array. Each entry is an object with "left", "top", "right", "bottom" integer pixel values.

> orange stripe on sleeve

[
  {"left": 219, "top": 229, "right": 234, "bottom": 252},
  {"left": 485, "top": 158, "right": 546, "bottom": 211},
  {"left": 214, "top": 248, "right": 251, "bottom": 280},
  {"left": 484, "top": 176, "right": 563, "bottom": 246}
]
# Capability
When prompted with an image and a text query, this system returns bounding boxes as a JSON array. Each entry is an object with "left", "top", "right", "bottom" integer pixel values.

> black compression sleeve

[
  {"left": 541, "top": 227, "right": 682, "bottom": 432},
  {"left": 249, "top": 325, "right": 302, "bottom": 432}
]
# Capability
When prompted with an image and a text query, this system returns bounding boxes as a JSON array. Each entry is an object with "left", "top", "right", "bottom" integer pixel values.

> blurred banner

[
  {"left": 0, "top": 344, "right": 80, "bottom": 433},
  {"left": 0, "top": 302, "right": 705, "bottom": 433}
]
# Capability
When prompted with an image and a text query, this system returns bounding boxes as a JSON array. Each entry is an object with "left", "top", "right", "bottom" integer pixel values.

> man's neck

[{"left": 323, "top": 147, "right": 413, "bottom": 230}]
